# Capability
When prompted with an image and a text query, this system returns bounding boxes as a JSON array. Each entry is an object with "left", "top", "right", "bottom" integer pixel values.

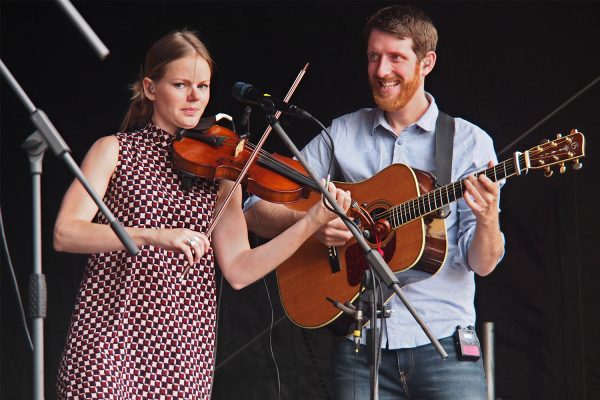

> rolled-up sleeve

[{"left": 454, "top": 125, "right": 506, "bottom": 270}]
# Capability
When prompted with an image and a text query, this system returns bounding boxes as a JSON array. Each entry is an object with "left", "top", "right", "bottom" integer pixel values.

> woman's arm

[
  {"left": 53, "top": 136, "right": 206, "bottom": 266},
  {"left": 213, "top": 180, "right": 350, "bottom": 290}
]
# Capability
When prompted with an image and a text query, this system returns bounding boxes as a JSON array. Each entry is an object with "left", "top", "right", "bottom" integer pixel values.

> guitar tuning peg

[
  {"left": 541, "top": 139, "right": 550, "bottom": 144},
  {"left": 544, "top": 166, "right": 554, "bottom": 177},
  {"left": 573, "top": 160, "right": 583, "bottom": 170},
  {"left": 559, "top": 163, "right": 566, "bottom": 174},
  {"left": 556, "top": 133, "right": 562, "bottom": 139}
]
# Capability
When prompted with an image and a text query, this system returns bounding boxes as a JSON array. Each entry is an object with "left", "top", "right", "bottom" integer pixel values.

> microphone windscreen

[{"left": 232, "top": 82, "right": 252, "bottom": 100}]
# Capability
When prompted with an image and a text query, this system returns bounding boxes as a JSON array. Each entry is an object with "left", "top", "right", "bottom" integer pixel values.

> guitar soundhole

[{"left": 345, "top": 234, "right": 396, "bottom": 286}]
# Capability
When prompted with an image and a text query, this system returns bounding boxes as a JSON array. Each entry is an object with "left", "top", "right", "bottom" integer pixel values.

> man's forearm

[{"left": 467, "top": 219, "right": 504, "bottom": 276}]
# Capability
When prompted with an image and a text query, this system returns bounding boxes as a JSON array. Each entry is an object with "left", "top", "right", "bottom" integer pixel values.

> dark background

[{"left": 1, "top": 1, "right": 599, "bottom": 399}]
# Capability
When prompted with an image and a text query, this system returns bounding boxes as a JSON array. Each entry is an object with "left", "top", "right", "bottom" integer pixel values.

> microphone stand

[
  {"left": 264, "top": 112, "right": 448, "bottom": 400},
  {"left": 1, "top": 59, "right": 139, "bottom": 400}
]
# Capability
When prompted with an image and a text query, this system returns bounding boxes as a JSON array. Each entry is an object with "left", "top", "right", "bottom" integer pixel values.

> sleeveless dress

[{"left": 57, "top": 122, "right": 219, "bottom": 399}]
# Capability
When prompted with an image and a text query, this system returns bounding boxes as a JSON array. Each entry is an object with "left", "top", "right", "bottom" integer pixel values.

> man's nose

[{"left": 375, "top": 58, "right": 392, "bottom": 77}]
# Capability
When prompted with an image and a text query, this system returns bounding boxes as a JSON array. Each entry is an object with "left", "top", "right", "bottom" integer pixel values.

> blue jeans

[{"left": 332, "top": 336, "right": 487, "bottom": 400}]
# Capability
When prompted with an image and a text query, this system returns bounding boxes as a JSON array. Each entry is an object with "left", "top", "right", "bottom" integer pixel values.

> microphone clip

[{"left": 239, "top": 106, "right": 252, "bottom": 139}]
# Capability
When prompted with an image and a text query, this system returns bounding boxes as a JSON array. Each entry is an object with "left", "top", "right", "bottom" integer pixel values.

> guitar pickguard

[{"left": 345, "top": 234, "right": 397, "bottom": 286}]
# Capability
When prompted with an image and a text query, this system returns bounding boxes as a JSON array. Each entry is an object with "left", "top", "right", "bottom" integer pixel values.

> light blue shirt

[{"left": 246, "top": 94, "right": 504, "bottom": 348}]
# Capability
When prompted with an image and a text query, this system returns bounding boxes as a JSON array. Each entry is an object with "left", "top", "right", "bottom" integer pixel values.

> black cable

[
  {"left": 370, "top": 267, "right": 384, "bottom": 380},
  {"left": 0, "top": 205, "right": 34, "bottom": 351},
  {"left": 310, "top": 116, "right": 336, "bottom": 180},
  {"left": 263, "top": 277, "right": 281, "bottom": 400},
  {"left": 308, "top": 116, "right": 363, "bottom": 234},
  {"left": 208, "top": 271, "right": 224, "bottom": 399}
]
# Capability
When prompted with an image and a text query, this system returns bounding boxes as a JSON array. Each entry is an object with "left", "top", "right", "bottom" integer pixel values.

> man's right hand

[{"left": 314, "top": 217, "right": 353, "bottom": 247}]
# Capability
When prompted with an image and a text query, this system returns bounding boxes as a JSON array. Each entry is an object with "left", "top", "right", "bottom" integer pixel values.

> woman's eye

[
  {"left": 198, "top": 83, "right": 209, "bottom": 90},
  {"left": 174, "top": 83, "right": 185, "bottom": 88}
]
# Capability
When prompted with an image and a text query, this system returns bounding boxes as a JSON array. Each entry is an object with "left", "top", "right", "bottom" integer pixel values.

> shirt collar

[
  {"left": 143, "top": 121, "right": 174, "bottom": 149},
  {"left": 371, "top": 92, "right": 439, "bottom": 135}
]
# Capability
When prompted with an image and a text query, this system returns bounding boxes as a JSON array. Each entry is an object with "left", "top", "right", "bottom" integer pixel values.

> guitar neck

[{"left": 381, "top": 152, "right": 528, "bottom": 229}]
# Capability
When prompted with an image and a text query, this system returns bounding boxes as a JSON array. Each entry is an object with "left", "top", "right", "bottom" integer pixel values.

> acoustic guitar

[{"left": 275, "top": 130, "right": 585, "bottom": 333}]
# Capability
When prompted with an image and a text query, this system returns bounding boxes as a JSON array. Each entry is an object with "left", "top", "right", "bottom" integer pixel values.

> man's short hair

[{"left": 365, "top": 5, "right": 438, "bottom": 60}]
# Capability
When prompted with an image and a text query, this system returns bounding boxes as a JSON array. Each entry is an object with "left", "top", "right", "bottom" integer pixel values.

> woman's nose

[{"left": 188, "top": 86, "right": 200, "bottom": 101}]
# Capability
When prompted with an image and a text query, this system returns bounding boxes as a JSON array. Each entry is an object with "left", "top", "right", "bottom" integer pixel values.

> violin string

[
  {"left": 195, "top": 135, "right": 320, "bottom": 191},
  {"left": 241, "top": 141, "right": 320, "bottom": 189}
]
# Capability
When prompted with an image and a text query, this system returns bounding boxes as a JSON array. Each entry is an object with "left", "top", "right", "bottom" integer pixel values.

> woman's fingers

[
  {"left": 180, "top": 232, "right": 210, "bottom": 266},
  {"left": 182, "top": 237, "right": 196, "bottom": 266}
]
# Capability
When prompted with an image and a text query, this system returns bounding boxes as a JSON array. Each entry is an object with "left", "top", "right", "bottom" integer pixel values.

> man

[{"left": 245, "top": 5, "right": 504, "bottom": 399}]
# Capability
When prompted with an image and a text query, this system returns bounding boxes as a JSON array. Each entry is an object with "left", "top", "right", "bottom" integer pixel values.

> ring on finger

[{"left": 185, "top": 239, "right": 193, "bottom": 247}]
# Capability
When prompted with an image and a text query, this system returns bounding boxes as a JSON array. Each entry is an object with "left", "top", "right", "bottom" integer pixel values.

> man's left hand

[{"left": 463, "top": 161, "right": 500, "bottom": 226}]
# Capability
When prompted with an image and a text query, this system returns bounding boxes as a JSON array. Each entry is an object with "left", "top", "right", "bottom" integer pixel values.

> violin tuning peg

[
  {"left": 544, "top": 166, "right": 554, "bottom": 177},
  {"left": 559, "top": 163, "right": 566, "bottom": 174},
  {"left": 573, "top": 160, "right": 583, "bottom": 170}
]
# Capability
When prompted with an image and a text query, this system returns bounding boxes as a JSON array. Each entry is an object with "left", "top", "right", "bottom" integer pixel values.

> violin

[{"left": 172, "top": 124, "right": 323, "bottom": 209}]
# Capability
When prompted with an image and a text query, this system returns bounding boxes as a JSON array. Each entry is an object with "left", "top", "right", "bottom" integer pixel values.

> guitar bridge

[{"left": 328, "top": 246, "right": 340, "bottom": 273}]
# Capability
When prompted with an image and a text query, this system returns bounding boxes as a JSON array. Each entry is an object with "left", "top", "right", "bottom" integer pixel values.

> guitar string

[
  {"left": 376, "top": 139, "right": 576, "bottom": 226},
  {"left": 374, "top": 156, "right": 519, "bottom": 225}
]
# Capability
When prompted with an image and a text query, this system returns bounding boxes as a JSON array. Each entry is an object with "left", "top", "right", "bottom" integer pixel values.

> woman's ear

[{"left": 143, "top": 77, "right": 156, "bottom": 101}]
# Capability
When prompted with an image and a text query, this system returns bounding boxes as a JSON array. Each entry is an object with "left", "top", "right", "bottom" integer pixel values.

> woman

[{"left": 54, "top": 30, "right": 349, "bottom": 399}]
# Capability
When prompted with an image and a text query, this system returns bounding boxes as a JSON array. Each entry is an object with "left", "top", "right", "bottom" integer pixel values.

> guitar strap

[{"left": 434, "top": 111, "right": 455, "bottom": 218}]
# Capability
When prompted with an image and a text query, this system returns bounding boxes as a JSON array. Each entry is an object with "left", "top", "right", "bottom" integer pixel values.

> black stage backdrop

[{"left": 1, "top": 1, "right": 599, "bottom": 399}]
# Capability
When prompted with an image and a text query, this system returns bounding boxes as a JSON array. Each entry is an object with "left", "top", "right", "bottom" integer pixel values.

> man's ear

[{"left": 421, "top": 51, "right": 436, "bottom": 76}]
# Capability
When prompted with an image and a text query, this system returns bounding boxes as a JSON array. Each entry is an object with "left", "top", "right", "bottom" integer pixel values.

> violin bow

[{"left": 180, "top": 63, "right": 310, "bottom": 280}]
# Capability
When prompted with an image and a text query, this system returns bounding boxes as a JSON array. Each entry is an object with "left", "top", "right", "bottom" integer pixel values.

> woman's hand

[
  {"left": 150, "top": 228, "right": 211, "bottom": 266},
  {"left": 305, "top": 181, "right": 352, "bottom": 228}
]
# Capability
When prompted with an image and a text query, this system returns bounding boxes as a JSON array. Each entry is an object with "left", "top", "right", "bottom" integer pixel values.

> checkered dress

[{"left": 57, "top": 122, "right": 219, "bottom": 399}]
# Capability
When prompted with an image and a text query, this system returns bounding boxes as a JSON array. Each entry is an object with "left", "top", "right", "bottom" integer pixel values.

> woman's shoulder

[{"left": 90, "top": 135, "right": 119, "bottom": 155}]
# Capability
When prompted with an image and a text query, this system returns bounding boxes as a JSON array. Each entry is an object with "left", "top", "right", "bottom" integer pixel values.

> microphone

[{"left": 232, "top": 82, "right": 312, "bottom": 119}]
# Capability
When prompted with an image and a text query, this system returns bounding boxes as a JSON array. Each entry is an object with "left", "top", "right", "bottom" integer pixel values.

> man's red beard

[{"left": 370, "top": 63, "right": 421, "bottom": 112}]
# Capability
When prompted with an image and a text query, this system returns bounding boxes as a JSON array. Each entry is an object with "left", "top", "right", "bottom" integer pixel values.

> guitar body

[{"left": 276, "top": 163, "right": 447, "bottom": 330}]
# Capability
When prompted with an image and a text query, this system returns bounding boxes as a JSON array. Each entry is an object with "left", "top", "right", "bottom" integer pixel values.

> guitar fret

[{"left": 387, "top": 147, "right": 551, "bottom": 230}]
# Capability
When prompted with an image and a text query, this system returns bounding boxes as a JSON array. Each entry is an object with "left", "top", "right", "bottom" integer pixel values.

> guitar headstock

[{"left": 526, "top": 129, "right": 585, "bottom": 177}]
